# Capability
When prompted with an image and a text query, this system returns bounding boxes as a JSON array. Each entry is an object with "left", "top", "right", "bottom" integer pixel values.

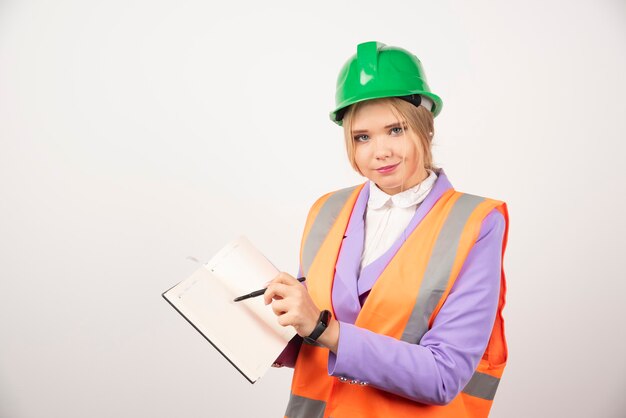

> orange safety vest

[{"left": 284, "top": 184, "right": 509, "bottom": 418}]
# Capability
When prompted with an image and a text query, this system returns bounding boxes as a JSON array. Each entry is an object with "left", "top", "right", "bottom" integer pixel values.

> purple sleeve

[{"left": 327, "top": 209, "right": 506, "bottom": 405}]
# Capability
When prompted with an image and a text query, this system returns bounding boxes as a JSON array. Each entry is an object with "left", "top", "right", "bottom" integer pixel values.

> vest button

[
  {"left": 359, "top": 381, "right": 368, "bottom": 386},
  {"left": 338, "top": 376, "right": 348, "bottom": 382},
  {"left": 349, "top": 380, "right": 359, "bottom": 384}
]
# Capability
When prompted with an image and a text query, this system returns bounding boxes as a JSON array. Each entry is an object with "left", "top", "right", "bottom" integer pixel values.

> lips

[{"left": 376, "top": 162, "right": 400, "bottom": 174}]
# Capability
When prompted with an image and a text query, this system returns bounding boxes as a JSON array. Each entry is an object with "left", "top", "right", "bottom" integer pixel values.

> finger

[
  {"left": 277, "top": 311, "right": 295, "bottom": 328},
  {"left": 263, "top": 283, "right": 292, "bottom": 305},
  {"left": 270, "top": 299, "right": 289, "bottom": 316}
]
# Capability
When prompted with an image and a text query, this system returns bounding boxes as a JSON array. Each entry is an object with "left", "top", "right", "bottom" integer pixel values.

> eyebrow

[{"left": 352, "top": 122, "right": 406, "bottom": 134}]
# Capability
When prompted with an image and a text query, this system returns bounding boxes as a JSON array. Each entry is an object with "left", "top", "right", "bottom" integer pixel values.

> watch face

[
  {"left": 305, "top": 310, "right": 333, "bottom": 343},
  {"left": 321, "top": 309, "right": 332, "bottom": 326}
]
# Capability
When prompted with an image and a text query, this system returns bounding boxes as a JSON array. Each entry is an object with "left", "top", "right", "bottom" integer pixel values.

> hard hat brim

[{"left": 330, "top": 91, "right": 443, "bottom": 126}]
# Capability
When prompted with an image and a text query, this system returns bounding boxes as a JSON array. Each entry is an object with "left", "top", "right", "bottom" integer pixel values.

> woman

[{"left": 264, "top": 41, "right": 508, "bottom": 418}]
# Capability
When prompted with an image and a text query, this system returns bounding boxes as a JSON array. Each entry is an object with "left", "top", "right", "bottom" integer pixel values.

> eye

[
  {"left": 354, "top": 134, "right": 369, "bottom": 143},
  {"left": 390, "top": 126, "right": 406, "bottom": 135}
]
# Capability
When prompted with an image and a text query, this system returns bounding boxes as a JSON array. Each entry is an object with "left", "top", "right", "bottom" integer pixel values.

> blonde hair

[{"left": 341, "top": 97, "right": 436, "bottom": 176}]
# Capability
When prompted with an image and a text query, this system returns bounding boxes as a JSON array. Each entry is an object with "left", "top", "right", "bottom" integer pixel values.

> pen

[{"left": 233, "top": 277, "right": 306, "bottom": 302}]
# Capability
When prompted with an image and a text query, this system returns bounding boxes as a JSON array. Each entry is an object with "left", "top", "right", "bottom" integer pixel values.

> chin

[{"left": 373, "top": 179, "right": 403, "bottom": 192}]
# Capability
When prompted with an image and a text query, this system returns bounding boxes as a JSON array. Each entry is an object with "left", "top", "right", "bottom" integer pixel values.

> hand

[{"left": 263, "top": 272, "right": 320, "bottom": 337}]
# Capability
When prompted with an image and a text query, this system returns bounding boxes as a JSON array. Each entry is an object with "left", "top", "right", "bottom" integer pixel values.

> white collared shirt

[{"left": 360, "top": 170, "right": 438, "bottom": 271}]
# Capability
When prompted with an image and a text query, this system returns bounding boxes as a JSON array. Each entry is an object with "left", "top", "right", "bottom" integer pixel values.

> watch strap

[{"left": 304, "top": 310, "right": 332, "bottom": 343}]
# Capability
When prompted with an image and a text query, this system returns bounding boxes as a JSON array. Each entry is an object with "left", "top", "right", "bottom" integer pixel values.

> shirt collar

[{"left": 368, "top": 169, "right": 438, "bottom": 210}]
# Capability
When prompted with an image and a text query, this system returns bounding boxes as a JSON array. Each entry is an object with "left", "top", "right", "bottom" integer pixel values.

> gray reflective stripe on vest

[
  {"left": 301, "top": 186, "right": 359, "bottom": 277},
  {"left": 462, "top": 371, "right": 500, "bottom": 400},
  {"left": 401, "top": 193, "right": 485, "bottom": 345},
  {"left": 285, "top": 393, "right": 326, "bottom": 418}
]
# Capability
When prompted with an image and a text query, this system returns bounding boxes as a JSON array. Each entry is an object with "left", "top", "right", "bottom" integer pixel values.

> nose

[{"left": 373, "top": 136, "right": 392, "bottom": 160}]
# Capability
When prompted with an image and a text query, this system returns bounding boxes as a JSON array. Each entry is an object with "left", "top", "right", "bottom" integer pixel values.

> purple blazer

[{"left": 276, "top": 169, "right": 506, "bottom": 405}]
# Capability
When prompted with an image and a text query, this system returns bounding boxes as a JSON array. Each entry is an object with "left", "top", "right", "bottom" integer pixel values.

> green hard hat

[{"left": 330, "top": 41, "right": 443, "bottom": 125}]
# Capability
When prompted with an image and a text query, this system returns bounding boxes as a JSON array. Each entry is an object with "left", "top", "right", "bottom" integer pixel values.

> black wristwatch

[{"left": 304, "top": 310, "right": 332, "bottom": 344}]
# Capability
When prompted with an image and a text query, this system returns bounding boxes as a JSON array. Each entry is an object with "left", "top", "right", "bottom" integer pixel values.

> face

[{"left": 351, "top": 100, "right": 427, "bottom": 195}]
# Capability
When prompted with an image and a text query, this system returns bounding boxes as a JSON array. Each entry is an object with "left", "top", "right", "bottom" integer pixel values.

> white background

[{"left": 1, "top": 1, "right": 625, "bottom": 417}]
